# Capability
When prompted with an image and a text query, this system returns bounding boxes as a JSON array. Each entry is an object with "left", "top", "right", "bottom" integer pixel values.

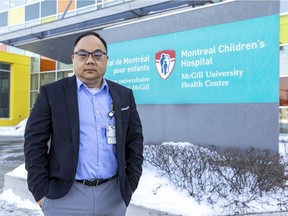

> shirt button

[{"left": 96, "top": 111, "right": 99, "bottom": 114}]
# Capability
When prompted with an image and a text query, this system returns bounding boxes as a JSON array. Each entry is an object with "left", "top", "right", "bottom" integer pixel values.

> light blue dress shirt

[{"left": 75, "top": 77, "right": 118, "bottom": 180}]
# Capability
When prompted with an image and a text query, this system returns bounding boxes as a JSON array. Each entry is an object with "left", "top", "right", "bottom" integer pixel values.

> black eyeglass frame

[{"left": 73, "top": 49, "right": 107, "bottom": 61}]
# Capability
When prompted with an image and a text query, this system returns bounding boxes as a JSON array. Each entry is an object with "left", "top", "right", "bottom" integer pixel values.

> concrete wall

[{"left": 137, "top": 103, "right": 279, "bottom": 151}]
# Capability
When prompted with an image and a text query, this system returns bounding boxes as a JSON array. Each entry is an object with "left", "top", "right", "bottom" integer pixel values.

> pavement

[
  {"left": 0, "top": 137, "right": 40, "bottom": 216},
  {"left": 0, "top": 136, "right": 178, "bottom": 216}
]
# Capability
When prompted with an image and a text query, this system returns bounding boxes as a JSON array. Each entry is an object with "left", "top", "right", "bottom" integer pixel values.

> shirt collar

[{"left": 76, "top": 77, "right": 109, "bottom": 92}]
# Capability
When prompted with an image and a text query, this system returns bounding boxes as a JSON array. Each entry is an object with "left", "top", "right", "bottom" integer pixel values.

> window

[
  {"left": 280, "top": 108, "right": 288, "bottom": 134},
  {"left": 280, "top": 44, "right": 288, "bottom": 134},
  {"left": 30, "top": 91, "right": 38, "bottom": 109},
  {"left": 57, "top": 70, "right": 73, "bottom": 80},
  {"left": 40, "top": 72, "right": 55, "bottom": 86},
  {"left": 30, "top": 74, "right": 39, "bottom": 90},
  {"left": 0, "top": 1, "right": 9, "bottom": 12},
  {"left": 9, "top": 0, "right": 25, "bottom": 8},
  {"left": 0, "top": 12, "right": 8, "bottom": 27},
  {"left": 0, "top": 63, "right": 10, "bottom": 118},
  {"left": 77, "top": 0, "right": 95, "bottom": 8},
  {"left": 57, "top": 61, "right": 72, "bottom": 70},
  {"left": 280, "top": 77, "right": 288, "bottom": 106},
  {"left": 25, "top": 0, "right": 41, "bottom": 4},
  {"left": 25, "top": 3, "right": 40, "bottom": 21},
  {"left": 280, "top": 45, "right": 288, "bottom": 76},
  {"left": 41, "top": 0, "right": 56, "bottom": 17}
]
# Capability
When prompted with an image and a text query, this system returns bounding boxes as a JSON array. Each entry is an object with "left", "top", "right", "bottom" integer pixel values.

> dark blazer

[{"left": 24, "top": 75, "right": 144, "bottom": 206}]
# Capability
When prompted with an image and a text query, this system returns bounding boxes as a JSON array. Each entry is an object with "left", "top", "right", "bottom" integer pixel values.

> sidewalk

[
  {"left": 0, "top": 136, "right": 178, "bottom": 216},
  {"left": 4, "top": 167, "right": 179, "bottom": 216},
  {"left": 0, "top": 135, "right": 24, "bottom": 144}
]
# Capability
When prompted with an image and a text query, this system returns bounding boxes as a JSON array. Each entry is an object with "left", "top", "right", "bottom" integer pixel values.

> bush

[{"left": 143, "top": 142, "right": 288, "bottom": 215}]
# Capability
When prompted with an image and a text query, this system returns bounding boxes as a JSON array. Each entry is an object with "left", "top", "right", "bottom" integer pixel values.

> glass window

[
  {"left": 0, "top": 63, "right": 10, "bottom": 118},
  {"left": 103, "top": 0, "right": 121, "bottom": 8},
  {"left": 57, "top": 62, "right": 72, "bottom": 70},
  {"left": 0, "top": 1, "right": 9, "bottom": 12},
  {"left": 280, "top": 77, "right": 288, "bottom": 106},
  {"left": 77, "top": 0, "right": 95, "bottom": 8},
  {"left": 0, "top": 63, "right": 10, "bottom": 70},
  {"left": 281, "top": 0, "right": 288, "bottom": 13},
  {"left": 31, "top": 57, "right": 40, "bottom": 73},
  {"left": 30, "top": 74, "right": 39, "bottom": 90},
  {"left": 9, "top": 0, "right": 25, "bottom": 8},
  {"left": 40, "top": 72, "right": 55, "bottom": 86},
  {"left": 280, "top": 45, "right": 288, "bottom": 76},
  {"left": 280, "top": 108, "right": 288, "bottom": 134},
  {"left": 30, "top": 90, "right": 38, "bottom": 109},
  {"left": 41, "top": 0, "right": 57, "bottom": 17},
  {"left": 25, "top": 0, "right": 41, "bottom": 4},
  {"left": 25, "top": 3, "right": 40, "bottom": 21},
  {"left": 57, "top": 70, "right": 73, "bottom": 80},
  {"left": 96, "top": 0, "right": 102, "bottom": 9},
  {"left": 0, "top": 12, "right": 8, "bottom": 27}
]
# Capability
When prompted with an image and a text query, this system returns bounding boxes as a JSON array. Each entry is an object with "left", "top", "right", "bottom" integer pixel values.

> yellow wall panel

[
  {"left": 8, "top": 7, "right": 24, "bottom": 25},
  {"left": 0, "top": 51, "right": 30, "bottom": 126},
  {"left": 41, "top": 16, "right": 57, "bottom": 24},
  {"left": 280, "top": 15, "right": 288, "bottom": 44}
]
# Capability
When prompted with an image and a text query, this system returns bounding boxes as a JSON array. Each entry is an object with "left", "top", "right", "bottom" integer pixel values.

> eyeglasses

[{"left": 74, "top": 50, "right": 107, "bottom": 61}]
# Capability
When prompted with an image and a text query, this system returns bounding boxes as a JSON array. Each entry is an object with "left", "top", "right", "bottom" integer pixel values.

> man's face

[{"left": 72, "top": 35, "right": 108, "bottom": 88}]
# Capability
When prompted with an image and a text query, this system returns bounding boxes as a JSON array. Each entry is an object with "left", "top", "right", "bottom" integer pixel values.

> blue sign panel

[{"left": 105, "top": 15, "right": 279, "bottom": 104}]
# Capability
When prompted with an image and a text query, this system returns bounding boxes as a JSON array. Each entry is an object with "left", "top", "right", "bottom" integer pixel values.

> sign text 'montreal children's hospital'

[{"left": 105, "top": 15, "right": 279, "bottom": 105}]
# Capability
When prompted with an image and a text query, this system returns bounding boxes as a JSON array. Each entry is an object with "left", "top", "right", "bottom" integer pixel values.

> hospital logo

[{"left": 155, "top": 50, "right": 176, "bottom": 80}]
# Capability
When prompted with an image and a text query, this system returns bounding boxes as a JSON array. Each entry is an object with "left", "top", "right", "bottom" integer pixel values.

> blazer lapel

[{"left": 63, "top": 75, "right": 80, "bottom": 156}]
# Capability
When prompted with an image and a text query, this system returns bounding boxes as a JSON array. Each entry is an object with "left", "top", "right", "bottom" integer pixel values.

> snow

[
  {"left": 0, "top": 189, "right": 40, "bottom": 211},
  {"left": 0, "top": 119, "right": 26, "bottom": 136},
  {"left": 0, "top": 119, "right": 288, "bottom": 216},
  {"left": 131, "top": 165, "right": 214, "bottom": 216},
  {"left": 6, "top": 163, "right": 27, "bottom": 179}
]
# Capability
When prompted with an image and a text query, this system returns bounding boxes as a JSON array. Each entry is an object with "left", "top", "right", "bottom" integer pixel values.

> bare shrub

[
  {"left": 211, "top": 147, "right": 286, "bottom": 195},
  {"left": 143, "top": 142, "right": 288, "bottom": 215}
]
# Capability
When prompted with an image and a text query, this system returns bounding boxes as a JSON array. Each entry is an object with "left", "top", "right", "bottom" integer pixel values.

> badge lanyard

[
  {"left": 108, "top": 103, "right": 114, "bottom": 126},
  {"left": 106, "top": 103, "right": 116, "bottom": 144}
]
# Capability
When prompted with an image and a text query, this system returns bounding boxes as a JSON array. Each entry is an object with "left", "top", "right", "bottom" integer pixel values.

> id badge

[{"left": 105, "top": 126, "right": 116, "bottom": 144}]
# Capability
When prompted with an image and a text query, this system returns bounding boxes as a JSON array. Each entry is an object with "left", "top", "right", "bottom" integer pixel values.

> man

[{"left": 24, "top": 31, "right": 144, "bottom": 216}]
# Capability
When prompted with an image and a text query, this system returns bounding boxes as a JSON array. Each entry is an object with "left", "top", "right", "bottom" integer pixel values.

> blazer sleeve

[{"left": 24, "top": 86, "right": 51, "bottom": 202}]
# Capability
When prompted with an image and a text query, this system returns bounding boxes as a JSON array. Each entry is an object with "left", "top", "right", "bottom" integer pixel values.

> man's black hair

[{"left": 74, "top": 31, "right": 108, "bottom": 53}]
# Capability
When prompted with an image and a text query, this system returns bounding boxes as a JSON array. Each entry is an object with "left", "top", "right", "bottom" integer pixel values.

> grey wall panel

[{"left": 138, "top": 103, "right": 279, "bottom": 152}]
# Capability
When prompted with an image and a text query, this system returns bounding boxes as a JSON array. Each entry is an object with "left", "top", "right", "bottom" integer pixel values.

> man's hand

[{"left": 38, "top": 197, "right": 45, "bottom": 208}]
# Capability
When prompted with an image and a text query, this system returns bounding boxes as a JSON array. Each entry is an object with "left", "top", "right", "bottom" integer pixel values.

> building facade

[
  {"left": 280, "top": 7, "right": 288, "bottom": 134},
  {"left": 0, "top": 0, "right": 286, "bottom": 151},
  {"left": 0, "top": 51, "right": 30, "bottom": 126}
]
